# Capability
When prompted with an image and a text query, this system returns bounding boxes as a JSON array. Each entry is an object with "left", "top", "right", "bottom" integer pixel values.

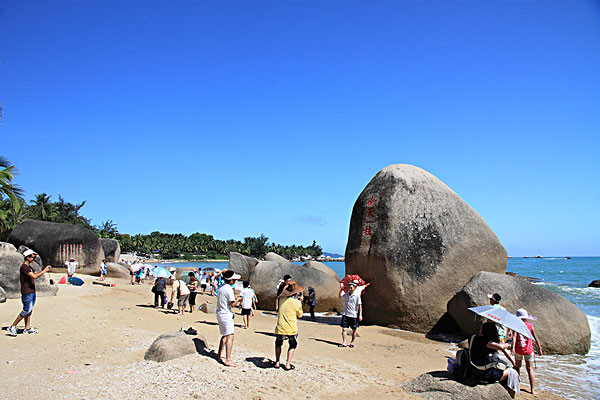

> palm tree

[
  {"left": 29, "top": 193, "right": 54, "bottom": 221},
  {"left": 0, "top": 156, "right": 25, "bottom": 239}
]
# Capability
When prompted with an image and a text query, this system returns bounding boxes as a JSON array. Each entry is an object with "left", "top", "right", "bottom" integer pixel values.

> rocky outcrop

[
  {"left": 100, "top": 238, "right": 121, "bottom": 263},
  {"left": 9, "top": 220, "right": 103, "bottom": 276},
  {"left": 264, "top": 252, "right": 289, "bottom": 263},
  {"left": 588, "top": 280, "right": 600, "bottom": 288},
  {"left": 0, "top": 242, "right": 17, "bottom": 257},
  {"left": 104, "top": 262, "right": 130, "bottom": 279},
  {"left": 249, "top": 260, "right": 343, "bottom": 312},
  {"left": 0, "top": 249, "right": 58, "bottom": 299},
  {"left": 0, "top": 286, "right": 6, "bottom": 303},
  {"left": 144, "top": 331, "right": 208, "bottom": 362},
  {"left": 400, "top": 371, "right": 512, "bottom": 400},
  {"left": 303, "top": 261, "right": 340, "bottom": 281},
  {"left": 447, "top": 271, "right": 591, "bottom": 355},
  {"left": 345, "top": 164, "right": 507, "bottom": 333},
  {"left": 228, "top": 252, "right": 258, "bottom": 280}
]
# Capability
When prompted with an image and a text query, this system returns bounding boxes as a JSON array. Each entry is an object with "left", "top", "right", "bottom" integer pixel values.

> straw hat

[{"left": 282, "top": 281, "right": 305, "bottom": 297}]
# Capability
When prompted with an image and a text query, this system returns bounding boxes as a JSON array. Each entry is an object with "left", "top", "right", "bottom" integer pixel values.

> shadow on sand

[{"left": 245, "top": 356, "right": 274, "bottom": 369}]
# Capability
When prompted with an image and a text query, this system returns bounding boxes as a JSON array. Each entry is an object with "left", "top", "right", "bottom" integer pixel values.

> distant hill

[{"left": 323, "top": 252, "right": 344, "bottom": 258}]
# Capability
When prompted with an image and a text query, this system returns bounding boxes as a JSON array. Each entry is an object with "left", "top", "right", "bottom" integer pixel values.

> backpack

[{"left": 455, "top": 348, "right": 471, "bottom": 380}]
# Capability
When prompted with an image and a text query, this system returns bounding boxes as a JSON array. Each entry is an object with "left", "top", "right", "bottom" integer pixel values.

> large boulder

[
  {"left": 588, "top": 280, "right": 600, "bottom": 288},
  {"left": 0, "top": 242, "right": 17, "bottom": 257},
  {"left": 0, "top": 250, "right": 58, "bottom": 299},
  {"left": 144, "top": 331, "right": 208, "bottom": 362},
  {"left": 303, "top": 261, "right": 340, "bottom": 281},
  {"left": 9, "top": 219, "right": 103, "bottom": 276},
  {"left": 264, "top": 252, "right": 289, "bottom": 263},
  {"left": 447, "top": 271, "right": 591, "bottom": 355},
  {"left": 249, "top": 260, "right": 343, "bottom": 312},
  {"left": 400, "top": 371, "right": 512, "bottom": 400},
  {"left": 104, "top": 262, "right": 130, "bottom": 279},
  {"left": 345, "top": 164, "right": 507, "bottom": 333},
  {"left": 0, "top": 286, "right": 6, "bottom": 303},
  {"left": 228, "top": 252, "right": 258, "bottom": 280},
  {"left": 100, "top": 238, "right": 121, "bottom": 263}
]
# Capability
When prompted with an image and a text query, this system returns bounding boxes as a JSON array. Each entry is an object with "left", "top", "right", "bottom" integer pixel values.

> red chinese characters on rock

[{"left": 363, "top": 196, "right": 377, "bottom": 237}]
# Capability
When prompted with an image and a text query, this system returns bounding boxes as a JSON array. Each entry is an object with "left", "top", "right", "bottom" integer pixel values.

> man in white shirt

[
  {"left": 169, "top": 276, "right": 191, "bottom": 316},
  {"left": 338, "top": 279, "right": 365, "bottom": 348},
  {"left": 239, "top": 281, "right": 257, "bottom": 329},
  {"left": 65, "top": 258, "right": 78, "bottom": 279},
  {"left": 216, "top": 270, "right": 241, "bottom": 367}
]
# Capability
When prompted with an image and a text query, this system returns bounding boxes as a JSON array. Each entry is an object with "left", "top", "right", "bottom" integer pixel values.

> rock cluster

[
  {"left": 400, "top": 371, "right": 512, "bottom": 400},
  {"left": 0, "top": 243, "right": 58, "bottom": 299},
  {"left": 228, "top": 252, "right": 259, "bottom": 280},
  {"left": 345, "top": 164, "right": 507, "bottom": 333},
  {"left": 447, "top": 271, "right": 591, "bottom": 355}
]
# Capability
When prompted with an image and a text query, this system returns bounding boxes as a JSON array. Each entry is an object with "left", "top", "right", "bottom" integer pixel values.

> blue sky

[{"left": 1, "top": 1, "right": 599, "bottom": 256}]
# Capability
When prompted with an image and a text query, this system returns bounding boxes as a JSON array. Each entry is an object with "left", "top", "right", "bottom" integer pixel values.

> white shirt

[
  {"left": 200, "top": 273, "right": 208, "bottom": 284},
  {"left": 342, "top": 290, "right": 362, "bottom": 318},
  {"left": 217, "top": 284, "right": 235, "bottom": 315},
  {"left": 172, "top": 280, "right": 190, "bottom": 296},
  {"left": 240, "top": 288, "right": 254, "bottom": 309}
]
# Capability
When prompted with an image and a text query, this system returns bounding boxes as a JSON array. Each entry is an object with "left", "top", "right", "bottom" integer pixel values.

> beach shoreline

[{"left": 0, "top": 272, "right": 565, "bottom": 399}]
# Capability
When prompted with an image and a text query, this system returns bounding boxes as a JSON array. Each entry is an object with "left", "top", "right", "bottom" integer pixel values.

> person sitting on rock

[{"left": 470, "top": 321, "right": 520, "bottom": 398}]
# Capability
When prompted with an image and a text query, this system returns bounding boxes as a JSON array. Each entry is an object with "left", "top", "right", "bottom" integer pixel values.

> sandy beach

[{"left": 0, "top": 273, "right": 564, "bottom": 400}]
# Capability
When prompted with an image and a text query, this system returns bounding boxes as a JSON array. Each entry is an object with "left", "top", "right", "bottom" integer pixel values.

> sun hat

[
  {"left": 23, "top": 249, "right": 38, "bottom": 258},
  {"left": 282, "top": 281, "right": 305, "bottom": 297},
  {"left": 69, "top": 258, "right": 76, "bottom": 261},
  {"left": 222, "top": 270, "right": 241, "bottom": 281},
  {"left": 488, "top": 293, "right": 502, "bottom": 303},
  {"left": 516, "top": 308, "right": 537, "bottom": 321}
]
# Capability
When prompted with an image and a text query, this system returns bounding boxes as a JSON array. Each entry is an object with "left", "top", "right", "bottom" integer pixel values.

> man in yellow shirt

[{"left": 274, "top": 281, "right": 304, "bottom": 371}]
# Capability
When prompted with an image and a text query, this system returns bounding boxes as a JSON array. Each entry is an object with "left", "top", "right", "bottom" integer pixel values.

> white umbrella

[
  {"left": 129, "top": 264, "right": 141, "bottom": 273},
  {"left": 468, "top": 305, "right": 534, "bottom": 340},
  {"left": 152, "top": 267, "right": 172, "bottom": 278}
]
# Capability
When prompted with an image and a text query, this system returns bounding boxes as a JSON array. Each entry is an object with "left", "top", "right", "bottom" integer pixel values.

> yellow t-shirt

[{"left": 275, "top": 297, "right": 303, "bottom": 335}]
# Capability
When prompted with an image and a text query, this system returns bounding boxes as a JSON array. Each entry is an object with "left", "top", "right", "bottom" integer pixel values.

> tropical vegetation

[{"left": 0, "top": 156, "right": 323, "bottom": 259}]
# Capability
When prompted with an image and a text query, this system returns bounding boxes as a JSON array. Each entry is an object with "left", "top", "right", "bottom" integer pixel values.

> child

[
  {"left": 513, "top": 308, "right": 543, "bottom": 395},
  {"left": 239, "top": 281, "right": 256, "bottom": 329}
]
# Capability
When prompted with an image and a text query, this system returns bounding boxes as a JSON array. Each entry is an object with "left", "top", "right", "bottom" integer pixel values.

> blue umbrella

[{"left": 152, "top": 267, "right": 172, "bottom": 279}]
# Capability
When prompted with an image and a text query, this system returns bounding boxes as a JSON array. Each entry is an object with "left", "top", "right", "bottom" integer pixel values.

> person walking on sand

[
  {"left": 274, "top": 281, "right": 304, "bottom": 370},
  {"left": 7, "top": 249, "right": 51, "bottom": 336},
  {"left": 239, "top": 281, "right": 256, "bottom": 329},
  {"left": 170, "top": 276, "right": 190, "bottom": 316},
  {"left": 100, "top": 259, "right": 108, "bottom": 281},
  {"left": 338, "top": 279, "right": 364, "bottom": 348},
  {"left": 200, "top": 270, "right": 209, "bottom": 294},
  {"left": 187, "top": 272, "right": 198, "bottom": 313},
  {"left": 304, "top": 287, "right": 317, "bottom": 320},
  {"left": 512, "top": 309, "right": 543, "bottom": 395},
  {"left": 153, "top": 276, "right": 167, "bottom": 308},
  {"left": 216, "top": 270, "right": 241, "bottom": 367}
]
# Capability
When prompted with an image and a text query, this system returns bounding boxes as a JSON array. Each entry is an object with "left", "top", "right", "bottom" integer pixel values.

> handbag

[{"left": 151, "top": 285, "right": 157, "bottom": 293}]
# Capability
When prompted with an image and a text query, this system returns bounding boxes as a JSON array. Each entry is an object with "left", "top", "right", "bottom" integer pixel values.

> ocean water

[{"left": 158, "top": 257, "right": 600, "bottom": 399}]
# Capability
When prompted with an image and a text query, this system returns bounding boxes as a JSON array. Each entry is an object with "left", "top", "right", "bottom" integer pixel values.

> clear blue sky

[{"left": 1, "top": 1, "right": 599, "bottom": 256}]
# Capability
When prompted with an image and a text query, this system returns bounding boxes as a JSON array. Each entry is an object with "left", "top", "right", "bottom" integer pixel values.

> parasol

[
  {"left": 340, "top": 274, "right": 366, "bottom": 290},
  {"left": 151, "top": 267, "right": 172, "bottom": 278},
  {"left": 468, "top": 305, "right": 534, "bottom": 340}
]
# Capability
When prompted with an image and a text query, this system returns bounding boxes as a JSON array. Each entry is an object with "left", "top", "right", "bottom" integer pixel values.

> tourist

[
  {"left": 338, "top": 279, "right": 364, "bottom": 348},
  {"left": 200, "top": 270, "right": 209, "bottom": 294},
  {"left": 216, "top": 270, "right": 241, "bottom": 367},
  {"left": 7, "top": 249, "right": 51, "bottom": 336},
  {"left": 239, "top": 280, "right": 256, "bottom": 329},
  {"left": 275, "top": 274, "right": 292, "bottom": 311},
  {"left": 65, "top": 257, "right": 78, "bottom": 279},
  {"left": 274, "top": 281, "right": 304, "bottom": 370},
  {"left": 512, "top": 309, "right": 542, "bottom": 395},
  {"left": 304, "top": 287, "right": 317, "bottom": 320},
  {"left": 153, "top": 276, "right": 167, "bottom": 308},
  {"left": 470, "top": 321, "right": 520, "bottom": 398},
  {"left": 129, "top": 263, "right": 138, "bottom": 285},
  {"left": 100, "top": 259, "right": 108, "bottom": 281},
  {"left": 488, "top": 293, "right": 509, "bottom": 344},
  {"left": 187, "top": 272, "right": 198, "bottom": 313},
  {"left": 169, "top": 275, "right": 190, "bottom": 316}
]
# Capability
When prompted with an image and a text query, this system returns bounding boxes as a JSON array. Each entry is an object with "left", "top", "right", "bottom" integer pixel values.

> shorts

[
  {"left": 341, "top": 314, "right": 359, "bottom": 329},
  {"left": 20, "top": 293, "right": 36, "bottom": 317},
  {"left": 177, "top": 294, "right": 190, "bottom": 307},
  {"left": 217, "top": 312, "right": 234, "bottom": 336},
  {"left": 275, "top": 334, "right": 298, "bottom": 349},
  {"left": 515, "top": 352, "right": 534, "bottom": 362},
  {"left": 241, "top": 308, "right": 251, "bottom": 316},
  {"left": 201, "top": 284, "right": 207, "bottom": 289},
  {"left": 189, "top": 292, "right": 197, "bottom": 306}
]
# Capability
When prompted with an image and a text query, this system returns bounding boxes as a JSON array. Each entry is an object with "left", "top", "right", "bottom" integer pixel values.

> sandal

[
  {"left": 283, "top": 364, "right": 295, "bottom": 371},
  {"left": 338, "top": 344, "right": 347, "bottom": 348},
  {"left": 349, "top": 344, "right": 355, "bottom": 348},
  {"left": 273, "top": 362, "right": 280, "bottom": 368}
]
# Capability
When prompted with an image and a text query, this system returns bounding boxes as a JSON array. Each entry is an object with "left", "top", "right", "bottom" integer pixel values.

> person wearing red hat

[{"left": 7, "top": 249, "right": 51, "bottom": 337}]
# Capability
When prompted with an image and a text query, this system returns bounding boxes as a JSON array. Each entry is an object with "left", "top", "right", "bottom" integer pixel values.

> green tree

[
  {"left": 98, "top": 220, "right": 119, "bottom": 238},
  {"left": 0, "top": 157, "right": 26, "bottom": 239},
  {"left": 28, "top": 193, "right": 54, "bottom": 221}
]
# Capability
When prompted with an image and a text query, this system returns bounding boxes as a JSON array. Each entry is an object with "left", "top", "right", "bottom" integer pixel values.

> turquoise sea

[{"left": 156, "top": 257, "right": 600, "bottom": 399}]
